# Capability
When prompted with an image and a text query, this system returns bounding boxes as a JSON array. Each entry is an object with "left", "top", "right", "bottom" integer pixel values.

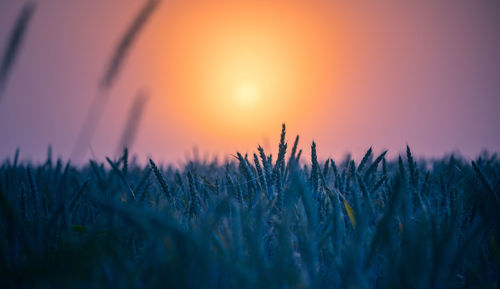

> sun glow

[{"left": 157, "top": 1, "right": 342, "bottom": 142}]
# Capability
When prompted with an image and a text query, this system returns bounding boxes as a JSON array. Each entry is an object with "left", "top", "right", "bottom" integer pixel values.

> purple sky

[{"left": 1, "top": 0, "right": 499, "bottom": 164}]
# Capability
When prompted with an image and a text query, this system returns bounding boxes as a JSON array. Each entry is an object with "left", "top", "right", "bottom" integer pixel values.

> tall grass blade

[
  {"left": 357, "top": 146, "right": 372, "bottom": 172},
  {"left": 106, "top": 157, "right": 136, "bottom": 201},
  {"left": 344, "top": 199, "right": 356, "bottom": 229},
  {"left": 0, "top": 3, "right": 36, "bottom": 100},
  {"left": 116, "top": 90, "right": 149, "bottom": 154},
  {"left": 364, "top": 150, "right": 387, "bottom": 178},
  {"left": 149, "top": 158, "right": 171, "bottom": 199},
  {"left": 472, "top": 161, "right": 499, "bottom": 202},
  {"left": 27, "top": 167, "right": 39, "bottom": 217},
  {"left": 71, "top": 1, "right": 160, "bottom": 160},
  {"left": 100, "top": 0, "right": 161, "bottom": 90}
]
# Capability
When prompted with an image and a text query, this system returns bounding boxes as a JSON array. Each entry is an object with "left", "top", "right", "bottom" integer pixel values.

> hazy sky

[{"left": 1, "top": 0, "right": 499, "bottom": 164}]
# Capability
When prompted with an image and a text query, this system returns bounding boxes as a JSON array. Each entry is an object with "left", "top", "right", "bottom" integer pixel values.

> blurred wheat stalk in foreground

[
  {"left": 116, "top": 90, "right": 149, "bottom": 155},
  {"left": 0, "top": 2, "right": 36, "bottom": 101},
  {"left": 71, "top": 0, "right": 160, "bottom": 161}
]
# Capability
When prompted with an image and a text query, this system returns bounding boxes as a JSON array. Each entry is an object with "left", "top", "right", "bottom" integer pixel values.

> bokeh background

[{"left": 0, "top": 0, "right": 499, "bottom": 164}]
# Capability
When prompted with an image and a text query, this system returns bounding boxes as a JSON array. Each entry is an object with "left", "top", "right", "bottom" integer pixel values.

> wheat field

[{"left": 1, "top": 124, "right": 499, "bottom": 288}]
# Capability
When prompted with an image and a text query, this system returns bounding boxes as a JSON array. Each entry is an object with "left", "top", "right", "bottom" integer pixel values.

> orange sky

[
  {"left": 156, "top": 1, "right": 341, "bottom": 141},
  {"left": 0, "top": 0, "right": 499, "bottom": 164}
]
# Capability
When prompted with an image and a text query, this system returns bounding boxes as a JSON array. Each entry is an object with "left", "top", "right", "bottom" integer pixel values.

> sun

[{"left": 232, "top": 81, "right": 261, "bottom": 109}]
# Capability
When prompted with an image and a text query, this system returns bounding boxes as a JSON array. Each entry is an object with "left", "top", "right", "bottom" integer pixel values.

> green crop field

[{"left": 0, "top": 125, "right": 499, "bottom": 288}]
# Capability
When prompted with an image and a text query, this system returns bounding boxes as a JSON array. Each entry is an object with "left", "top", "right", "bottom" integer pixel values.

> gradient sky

[{"left": 1, "top": 0, "right": 499, "bottom": 164}]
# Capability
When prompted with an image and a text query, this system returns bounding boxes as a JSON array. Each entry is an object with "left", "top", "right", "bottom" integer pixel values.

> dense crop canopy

[{"left": 0, "top": 125, "right": 499, "bottom": 288}]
